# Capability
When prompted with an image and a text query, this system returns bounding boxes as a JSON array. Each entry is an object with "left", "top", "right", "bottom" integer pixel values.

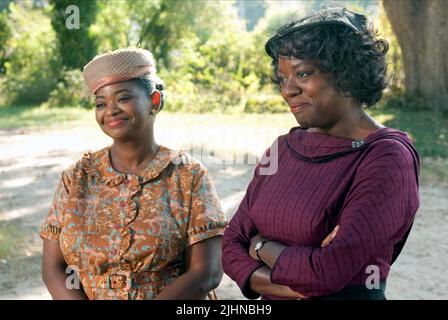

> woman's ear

[
  {"left": 149, "top": 91, "right": 162, "bottom": 117},
  {"left": 151, "top": 91, "right": 161, "bottom": 111}
]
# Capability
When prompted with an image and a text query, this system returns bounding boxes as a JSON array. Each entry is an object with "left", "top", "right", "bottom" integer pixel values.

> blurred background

[{"left": 0, "top": 0, "right": 447, "bottom": 299}]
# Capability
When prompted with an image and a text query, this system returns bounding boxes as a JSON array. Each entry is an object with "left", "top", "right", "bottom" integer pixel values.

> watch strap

[{"left": 255, "top": 239, "right": 269, "bottom": 261}]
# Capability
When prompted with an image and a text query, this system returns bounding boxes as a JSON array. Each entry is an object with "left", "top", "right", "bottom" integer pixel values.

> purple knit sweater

[{"left": 222, "top": 126, "right": 420, "bottom": 299}]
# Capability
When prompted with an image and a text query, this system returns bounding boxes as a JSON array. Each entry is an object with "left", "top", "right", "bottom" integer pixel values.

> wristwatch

[{"left": 254, "top": 239, "right": 269, "bottom": 261}]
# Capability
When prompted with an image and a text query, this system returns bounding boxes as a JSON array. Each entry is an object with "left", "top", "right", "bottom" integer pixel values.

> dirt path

[{"left": 0, "top": 127, "right": 447, "bottom": 300}]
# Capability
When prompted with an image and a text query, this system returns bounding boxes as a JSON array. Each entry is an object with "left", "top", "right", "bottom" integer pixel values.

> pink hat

[{"left": 82, "top": 48, "right": 158, "bottom": 94}]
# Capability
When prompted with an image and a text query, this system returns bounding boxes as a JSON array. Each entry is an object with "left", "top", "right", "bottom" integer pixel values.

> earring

[{"left": 152, "top": 91, "right": 161, "bottom": 107}]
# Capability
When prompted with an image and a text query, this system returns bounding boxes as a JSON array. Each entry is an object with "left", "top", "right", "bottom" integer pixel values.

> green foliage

[
  {"left": 0, "top": 0, "right": 407, "bottom": 116},
  {"left": 381, "top": 87, "right": 429, "bottom": 111},
  {"left": 47, "top": 69, "right": 91, "bottom": 108},
  {"left": 90, "top": 1, "right": 135, "bottom": 52},
  {"left": 161, "top": 25, "right": 281, "bottom": 113},
  {"left": 49, "top": 0, "right": 98, "bottom": 70},
  {"left": 0, "top": 222, "right": 25, "bottom": 259},
  {"left": 0, "top": 103, "right": 94, "bottom": 130},
  {"left": 370, "top": 90, "right": 448, "bottom": 158},
  {"left": 254, "top": 3, "right": 298, "bottom": 33},
  {"left": 378, "top": 1, "right": 404, "bottom": 89},
  {"left": 244, "top": 92, "right": 287, "bottom": 113},
  {"left": 0, "top": 11, "right": 11, "bottom": 74},
  {"left": 134, "top": 0, "right": 245, "bottom": 68},
  {"left": 1, "top": 3, "right": 60, "bottom": 105},
  {"left": 420, "top": 158, "right": 448, "bottom": 185},
  {"left": 236, "top": 0, "right": 267, "bottom": 31}
]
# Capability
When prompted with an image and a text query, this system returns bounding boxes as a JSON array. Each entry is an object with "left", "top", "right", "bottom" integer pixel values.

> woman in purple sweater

[{"left": 222, "top": 8, "right": 420, "bottom": 300}]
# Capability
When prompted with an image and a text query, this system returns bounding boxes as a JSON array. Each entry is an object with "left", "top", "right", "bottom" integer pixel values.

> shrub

[
  {"left": 47, "top": 69, "right": 91, "bottom": 108},
  {"left": 2, "top": 3, "right": 60, "bottom": 105},
  {"left": 161, "top": 28, "right": 273, "bottom": 114},
  {"left": 380, "top": 87, "right": 429, "bottom": 111},
  {"left": 244, "top": 92, "right": 287, "bottom": 113}
]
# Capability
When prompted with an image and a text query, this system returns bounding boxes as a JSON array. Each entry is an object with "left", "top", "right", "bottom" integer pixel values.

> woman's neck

[
  {"left": 312, "top": 107, "right": 384, "bottom": 140},
  {"left": 110, "top": 138, "right": 160, "bottom": 176}
]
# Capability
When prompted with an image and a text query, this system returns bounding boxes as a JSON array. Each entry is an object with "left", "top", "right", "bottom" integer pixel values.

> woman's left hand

[{"left": 249, "top": 233, "right": 266, "bottom": 261}]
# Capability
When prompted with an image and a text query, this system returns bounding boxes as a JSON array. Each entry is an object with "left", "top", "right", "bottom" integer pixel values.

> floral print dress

[{"left": 40, "top": 146, "right": 227, "bottom": 300}]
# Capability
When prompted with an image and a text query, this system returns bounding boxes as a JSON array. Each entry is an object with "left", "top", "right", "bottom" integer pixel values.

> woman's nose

[
  {"left": 282, "top": 77, "right": 302, "bottom": 98},
  {"left": 104, "top": 101, "right": 120, "bottom": 116}
]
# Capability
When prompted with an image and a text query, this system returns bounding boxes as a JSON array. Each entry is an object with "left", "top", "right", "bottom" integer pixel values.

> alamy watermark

[
  {"left": 170, "top": 137, "right": 279, "bottom": 176},
  {"left": 365, "top": 264, "right": 381, "bottom": 290},
  {"left": 65, "top": 265, "right": 81, "bottom": 290},
  {"left": 65, "top": 5, "right": 80, "bottom": 30}
]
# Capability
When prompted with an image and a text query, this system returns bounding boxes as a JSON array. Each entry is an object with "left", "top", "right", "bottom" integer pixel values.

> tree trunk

[{"left": 383, "top": 0, "right": 448, "bottom": 112}]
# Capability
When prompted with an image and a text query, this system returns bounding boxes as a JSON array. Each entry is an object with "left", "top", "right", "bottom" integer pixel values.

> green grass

[
  {"left": 2, "top": 103, "right": 446, "bottom": 158},
  {"left": 0, "top": 222, "right": 42, "bottom": 292},
  {"left": 1, "top": 103, "right": 447, "bottom": 185},
  {"left": 368, "top": 104, "right": 448, "bottom": 159},
  {"left": 0, "top": 104, "right": 96, "bottom": 131},
  {"left": 420, "top": 158, "right": 448, "bottom": 186},
  {"left": 0, "top": 222, "right": 27, "bottom": 259},
  {"left": 0, "top": 105, "right": 298, "bottom": 132}
]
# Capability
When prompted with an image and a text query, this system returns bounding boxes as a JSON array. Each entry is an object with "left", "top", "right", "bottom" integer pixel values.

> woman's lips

[
  {"left": 290, "top": 104, "right": 310, "bottom": 113},
  {"left": 105, "top": 118, "right": 127, "bottom": 128}
]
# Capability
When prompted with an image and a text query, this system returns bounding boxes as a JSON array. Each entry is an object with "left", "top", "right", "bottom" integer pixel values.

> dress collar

[
  {"left": 81, "top": 145, "right": 182, "bottom": 187},
  {"left": 285, "top": 126, "right": 407, "bottom": 160}
]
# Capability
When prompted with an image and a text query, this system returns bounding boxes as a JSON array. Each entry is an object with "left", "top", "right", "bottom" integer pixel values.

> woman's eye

[
  {"left": 118, "top": 96, "right": 131, "bottom": 103},
  {"left": 297, "top": 71, "right": 310, "bottom": 79},
  {"left": 95, "top": 103, "right": 104, "bottom": 109}
]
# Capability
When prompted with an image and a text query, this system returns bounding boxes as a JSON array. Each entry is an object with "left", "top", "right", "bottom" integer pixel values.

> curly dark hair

[{"left": 266, "top": 22, "right": 389, "bottom": 107}]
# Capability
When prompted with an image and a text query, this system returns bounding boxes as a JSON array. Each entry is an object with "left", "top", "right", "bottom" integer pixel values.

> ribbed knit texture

[{"left": 222, "top": 127, "right": 420, "bottom": 299}]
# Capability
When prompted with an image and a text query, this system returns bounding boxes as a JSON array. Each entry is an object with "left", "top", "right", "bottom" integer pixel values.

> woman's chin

[
  {"left": 101, "top": 127, "right": 130, "bottom": 140},
  {"left": 293, "top": 114, "right": 310, "bottom": 127}
]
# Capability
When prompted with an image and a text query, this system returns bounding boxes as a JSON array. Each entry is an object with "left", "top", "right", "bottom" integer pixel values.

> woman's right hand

[
  {"left": 42, "top": 239, "right": 88, "bottom": 300},
  {"left": 249, "top": 226, "right": 340, "bottom": 300},
  {"left": 249, "top": 266, "right": 306, "bottom": 299},
  {"left": 321, "top": 225, "right": 340, "bottom": 247}
]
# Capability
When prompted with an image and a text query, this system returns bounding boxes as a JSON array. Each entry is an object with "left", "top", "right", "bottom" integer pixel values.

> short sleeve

[
  {"left": 222, "top": 165, "right": 265, "bottom": 299},
  {"left": 39, "top": 171, "right": 70, "bottom": 241},
  {"left": 186, "top": 165, "right": 227, "bottom": 246}
]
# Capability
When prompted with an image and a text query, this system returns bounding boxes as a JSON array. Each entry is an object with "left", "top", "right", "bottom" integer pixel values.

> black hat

[{"left": 265, "top": 7, "right": 368, "bottom": 57}]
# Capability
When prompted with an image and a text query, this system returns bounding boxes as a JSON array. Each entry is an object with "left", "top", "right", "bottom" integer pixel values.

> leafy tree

[
  {"left": 0, "top": 0, "right": 12, "bottom": 12},
  {"left": 49, "top": 0, "right": 98, "bottom": 70},
  {"left": 377, "top": 1, "right": 403, "bottom": 90},
  {"left": 236, "top": 0, "right": 267, "bottom": 31},
  {"left": 0, "top": 11, "right": 11, "bottom": 75},
  {"left": 383, "top": 0, "right": 448, "bottom": 112},
  {"left": 132, "top": 0, "right": 244, "bottom": 68},
  {"left": 90, "top": 0, "right": 135, "bottom": 52},
  {"left": 2, "top": 3, "right": 60, "bottom": 105}
]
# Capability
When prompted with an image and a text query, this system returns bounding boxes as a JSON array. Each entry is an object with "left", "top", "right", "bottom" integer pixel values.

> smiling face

[
  {"left": 94, "top": 80, "right": 153, "bottom": 141},
  {"left": 277, "top": 56, "right": 352, "bottom": 130}
]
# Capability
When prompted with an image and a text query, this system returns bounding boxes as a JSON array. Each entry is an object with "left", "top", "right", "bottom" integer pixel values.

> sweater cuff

[
  {"left": 240, "top": 263, "right": 265, "bottom": 299},
  {"left": 270, "top": 245, "right": 312, "bottom": 288}
]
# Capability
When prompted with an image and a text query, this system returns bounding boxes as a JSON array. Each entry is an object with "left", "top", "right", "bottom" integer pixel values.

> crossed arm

[{"left": 246, "top": 227, "right": 339, "bottom": 299}]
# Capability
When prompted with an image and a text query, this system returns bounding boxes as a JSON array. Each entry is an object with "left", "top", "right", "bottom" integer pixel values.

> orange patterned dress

[{"left": 40, "top": 145, "right": 227, "bottom": 300}]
